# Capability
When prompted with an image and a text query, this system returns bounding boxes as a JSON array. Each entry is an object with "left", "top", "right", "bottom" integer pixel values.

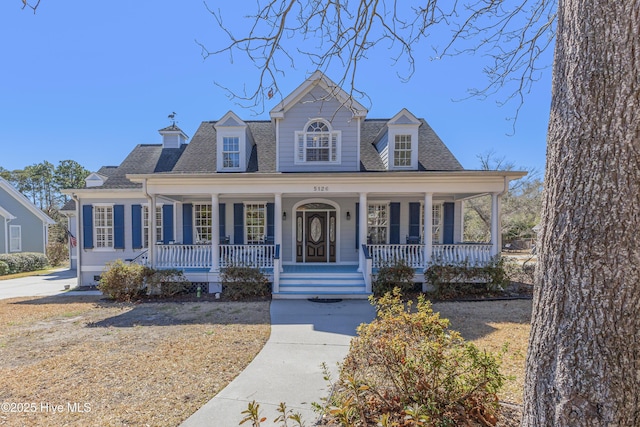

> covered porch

[{"left": 128, "top": 171, "right": 520, "bottom": 298}]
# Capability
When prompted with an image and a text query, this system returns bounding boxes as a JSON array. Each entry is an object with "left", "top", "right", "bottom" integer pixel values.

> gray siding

[
  {"left": 278, "top": 86, "right": 359, "bottom": 172},
  {"left": 376, "top": 133, "right": 389, "bottom": 169},
  {"left": 0, "top": 213, "right": 5, "bottom": 253},
  {"left": 0, "top": 186, "right": 47, "bottom": 253}
]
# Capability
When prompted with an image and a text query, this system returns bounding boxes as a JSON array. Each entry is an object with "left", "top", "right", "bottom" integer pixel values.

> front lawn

[{"left": 0, "top": 294, "right": 270, "bottom": 426}]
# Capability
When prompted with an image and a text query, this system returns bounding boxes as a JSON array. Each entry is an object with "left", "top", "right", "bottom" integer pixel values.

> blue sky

[{"left": 0, "top": 1, "right": 551, "bottom": 175}]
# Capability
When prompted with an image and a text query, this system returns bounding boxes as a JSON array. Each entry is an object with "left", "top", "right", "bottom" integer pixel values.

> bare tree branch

[
  {"left": 200, "top": 0, "right": 556, "bottom": 119},
  {"left": 21, "top": 0, "right": 41, "bottom": 13}
]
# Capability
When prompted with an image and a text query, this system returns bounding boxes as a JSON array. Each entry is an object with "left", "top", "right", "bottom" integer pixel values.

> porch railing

[
  {"left": 368, "top": 244, "right": 424, "bottom": 268},
  {"left": 220, "top": 244, "right": 276, "bottom": 269},
  {"left": 432, "top": 244, "right": 493, "bottom": 265},
  {"left": 156, "top": 244, "right": 212, "bottom": 269},
  {"left": 368, "top": 243, "right": 494, "bottom": 269},
  {"left": 153, "top": 244, "right": 276, "bottom": 270}
]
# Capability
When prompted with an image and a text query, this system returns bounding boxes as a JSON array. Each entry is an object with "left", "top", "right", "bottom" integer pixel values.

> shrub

[
  {"left": 372, "top": 258, "right": 416, "bottom": 296},
  {"left": 46, "top": 242, "right": 68, "bottom": 267},
  {"left": 220, "top": 263, "right": 270, "bottom": 300},
  {"left": 425, "top": 257, "right": 509, "bottom": 296},
  {"left": 98, "top": 259, "right": 146, "bottom": 302},
  {"left": 323, "top": 289, "right": 505, "bottom": 426},
  {"left": 144, "top": 268, "right": 190, "bottom": 297},
  {"left": 0, "top": 252, "right": 48, "bottom": 274},
  {"left": 0, "top": 260, "right": 9, "bottom": 276}
]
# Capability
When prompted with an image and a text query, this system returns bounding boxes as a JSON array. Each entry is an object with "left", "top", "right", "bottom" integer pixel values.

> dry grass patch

[
  {"left": 432, "top": 299, "right": 532, "bottom": 405},
  {"left": 0, "top": 295, "right": 270, "bottom": 427}
]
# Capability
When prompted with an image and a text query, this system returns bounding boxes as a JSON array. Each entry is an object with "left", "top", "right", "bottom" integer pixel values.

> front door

[{"left": 296, "top": 209, "right": 336, "bottom": 263}]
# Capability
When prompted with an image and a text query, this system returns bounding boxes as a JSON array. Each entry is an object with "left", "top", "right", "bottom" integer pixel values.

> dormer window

[
  {"left": 393, "top": 134, "right": 412, "bottom": 167},
  {"left": 295, "top": 119, "right": 341, "bottom": 164},
  {"left": 222, "top": 137, "right": 240, "bottom": 168},
  {"left": 384, "top": 109, "right": 421, "bottom": 170},
  {"left": 215, "top": 111, "right": 252, "bottom": 172}
]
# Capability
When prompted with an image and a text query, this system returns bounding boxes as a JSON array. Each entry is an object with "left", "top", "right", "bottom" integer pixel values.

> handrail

[
  {"left": 126, "top": 249, "right": 149, "bottom": 265},
  {"left": 361, "top": 244, "right": 371, "bottom": 259}
]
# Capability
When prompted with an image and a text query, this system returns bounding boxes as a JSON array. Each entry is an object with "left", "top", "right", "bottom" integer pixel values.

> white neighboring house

[
  {"left": 0, "top": 178, "right": 55, "bottom": 255},
  {"left": 62, "top": 72, "right": 525, "bottom": 298}
]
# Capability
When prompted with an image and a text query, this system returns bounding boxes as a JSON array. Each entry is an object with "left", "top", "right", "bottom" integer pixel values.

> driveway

[{"left": 0, "top": 269, "right": 78, "bottom": 300}]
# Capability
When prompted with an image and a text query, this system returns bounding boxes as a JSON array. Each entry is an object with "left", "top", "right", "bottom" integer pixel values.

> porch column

[
  {"left": 211, "top": 194, "right": 220, "bottom": 272},
  {"left": 491, "top": 192, "right": 500, "bottom": 257},
  {"left": 424, "top": 193, "right": 433, "bottom": 267},
  {"left": 273, "top": 193, "right": 283, "bottom": 292},
  {"left": 358, "top": 192, "right": 368, "bottom": 273},
  {"left": 149, "top": 194, "right": 157, "bottom": 268}
]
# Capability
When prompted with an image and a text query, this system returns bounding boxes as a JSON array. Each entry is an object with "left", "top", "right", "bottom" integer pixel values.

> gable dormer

[
  {"left": 158, "top": 124, "right": 188, "bottom": 148},
  {"left": 214, "top": 111, "right": 253, "bottom": 172},
  {"left": 377, "top": 109, "right": 421, "bottom": 170},
  {"left": 269, "top": 71, "right": 368, "bottom": 172}
]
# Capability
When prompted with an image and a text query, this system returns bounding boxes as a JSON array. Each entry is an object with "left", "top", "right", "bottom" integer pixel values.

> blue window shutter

[
  {"left": 234, "top": 203, "right": 244, "bottom": 244},
  {"left": 219, "top": 203, "right": 226, "bottom": 240},
  {"left": 266, "top": 203, "right": 274, "bottom": 240},
  {"left": 408, "top": 202, "right": 421, "bottom": 238},
  {"left": 163, "top": 204, "right": 174, "bottom": 243},
  {"left": 443, "top": 202, "right": 455, "bottom": 244},
  {"left": 389, "top": 202, "right": 400, "bottom": 244},
  {"left": 355, "top": 202, "right": 359, "bottom": 249},
  {"left": 82, "top": 205, "right": 93, "bottom": 249},
  {"left": 132, "top": 205, "right": 142, "bottom": 249},
  {"left": 114, "top": 205, "right": 125, "bottom": 249},
  {"left": 183, "top": 203, "right": 193, "bottom": 244}
]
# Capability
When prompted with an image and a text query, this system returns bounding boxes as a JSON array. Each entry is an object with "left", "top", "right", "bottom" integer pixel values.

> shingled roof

[
  {"left": 95, "top": 144, "right": 187, "bottom": 189},
  {"left": 88, "top": 114, "right": 463, "bottom": 188}
]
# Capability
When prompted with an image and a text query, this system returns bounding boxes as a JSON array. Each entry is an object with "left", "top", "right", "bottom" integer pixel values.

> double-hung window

[
  {"left": 393, "top": 134, "right": 412, "bottom": 167},
  {"left": 194, "top": 204, "right": 212, "bottom": 243},
  {"left": 295, "top": 120, "right": 340, "bottom": 164},
  {"left": 9, "top": 225, "right": 21, "bottom": 252},
  {"left": 222, "top": 136, "right": 240, "bottom": 168},
  {"left": 143, "top": 206, "right": 163, "bottom": 247},
  {"left": 421, "top": 203, "right": 443, "bottom": 244},
  {"left": 245, "top": 203, "right": 266, "bottom": 244},
  {"left": 94, "top": 205, "right": 114, "bottom": 249},
  {"left": 367, "top": 203, "right": 389, "bottom": 244}
]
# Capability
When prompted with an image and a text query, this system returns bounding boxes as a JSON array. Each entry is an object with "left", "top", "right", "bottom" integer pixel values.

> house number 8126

[{"left": 314, "top": 186, "right": 329, "bottom": 192}]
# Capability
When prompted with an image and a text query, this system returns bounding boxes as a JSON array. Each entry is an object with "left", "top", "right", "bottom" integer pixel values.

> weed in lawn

[{"left": 60, "top": 311, "right": 84, "bottom": 318}]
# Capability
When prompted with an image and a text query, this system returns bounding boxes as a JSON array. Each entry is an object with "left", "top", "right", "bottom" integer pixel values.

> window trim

[
  {"left": 216, "top": 129, "right": 246, "bottom": 172},
  {"left": 193, "top": 203, "right": 212, "bottom": 244},
  {"left": 93, "top": 203, "right": 115, "bottom": 251},
  {"left": 142, "top": 205, "right": 163, "bottom": 248},
  {"left": 294, "top": 119, "right": 342, "bottom": 165},
  {"left": 367, "top": 202, "right": 390, "bottom": 245},
  {"left": 393, "top": 134, "right": 413, "bottom": 168},
  {"left": 222, "top": 136, "right": 241, "bottom": 169},
  {"left": 420, "top": 202, "right": 444, "bottom": 244},
  {"left": 387, "top": 124, "right": 418, "bottom": 170},
  {"left": 9, "top": 225, "right": 21, "bottom": 252},
  {"left": 244, "top": 202, "right": 267, "bottom": 244}
]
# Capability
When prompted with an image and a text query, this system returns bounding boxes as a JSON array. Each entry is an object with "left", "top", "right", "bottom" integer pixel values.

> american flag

[{"left": 67, "top": 229, "right": 77, "bottom": 248}]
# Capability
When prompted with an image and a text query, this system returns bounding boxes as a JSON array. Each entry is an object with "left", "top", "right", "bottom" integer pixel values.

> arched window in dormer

[{"left": 295, "top": 119, "right": 341, "bottom": 163}]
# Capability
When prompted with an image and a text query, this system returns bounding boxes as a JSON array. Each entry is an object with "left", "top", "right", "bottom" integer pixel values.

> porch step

[{"left": 274, "top": 271, "right": 369, "bottom": 299}]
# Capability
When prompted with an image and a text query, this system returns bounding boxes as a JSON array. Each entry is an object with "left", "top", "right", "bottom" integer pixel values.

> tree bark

[{"left": 522, "top": 1, "right": 640, "bottom": 426}]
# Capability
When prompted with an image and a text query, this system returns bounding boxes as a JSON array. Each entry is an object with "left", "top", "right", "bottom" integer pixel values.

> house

[
  {"left": 63, "top": 72, "right": 525, "bottom": 298},
  {"left": 0, "top": 177, "right": 56, "bottom": 254}
]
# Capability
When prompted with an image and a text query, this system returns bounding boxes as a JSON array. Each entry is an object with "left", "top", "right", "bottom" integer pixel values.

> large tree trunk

[{"left": 522, "top": 1, "right": 640, "bottom": 426}]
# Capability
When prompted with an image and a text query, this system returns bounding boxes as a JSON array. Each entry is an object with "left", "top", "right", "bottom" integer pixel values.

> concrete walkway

[{"left": 180, "top": 298, "right": 376, "bottom": 426}]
